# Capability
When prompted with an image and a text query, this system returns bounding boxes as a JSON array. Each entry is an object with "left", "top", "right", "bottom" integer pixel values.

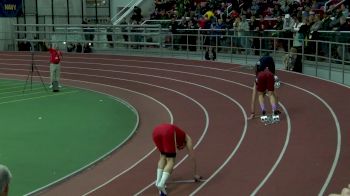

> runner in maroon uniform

[
  {"left": 152, "top": 123, "right": 201, "bottom": 195},
  {"left": 248, "top": 55, "right": 280, "bottom": 120}
]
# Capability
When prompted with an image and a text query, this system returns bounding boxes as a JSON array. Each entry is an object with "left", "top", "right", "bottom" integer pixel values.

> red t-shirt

[
  {"left": 152, "top": 123, "right": 187, "bottom": 154},
  {"left": 49, "top": 48, "right": 62, "bottom": 64}
]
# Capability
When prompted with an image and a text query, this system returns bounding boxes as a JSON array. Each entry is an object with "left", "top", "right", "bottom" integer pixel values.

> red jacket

[{"left": 49, "top": 48, "right": 62, "bottom": 64}]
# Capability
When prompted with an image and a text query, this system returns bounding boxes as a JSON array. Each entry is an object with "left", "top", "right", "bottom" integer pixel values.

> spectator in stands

[
  {"left": 321, "top": 11, "right": 332, "bottom": 30},
  {"left": 131, "top": 6, "right": 143, "bottom": 23},
  {"left": 203, "top": 15, "right": 216, "bottom": 60},
  {"left": 204, "top": 10, "right": 214, "bottom": 20},
  {"left": 309, "top": 13, "right": 322, "bottom": 36},
  {"left": 273, "top": 3, "right": 283, "bottom": 17},
  {"left": 310, "top": 0, "right": 322, "bottom": 10},
  {"left": 335, "top": 15, "right": 350, "bottom": 31},
  {"left": 67, "top": 43, "right": 76, "bottom": 52},
  {"left": 306, "top": 13, "right": 323, "bottom": 57},
  {"left": 120, "top": 18, "right": 129, "bottom": 48},
  {"left": 282, "top": 14, "right": 294, "bottom": 51},
  {"left": 272, "top": 15, "right": 285, "bottom": 51},
  {"left": 130, "top": 20, "right": 142, "bottom": 49},
  {"left": 292, "top": 14, "right": 305, "bottom": 73},
  {"left": 0, "top": 164, "right": 12, "bottom": 196},
  {"left": 106, "top": 17, "right": 114, "bottom": 48},
  {"left": 237, "top": 15, "right": 250, "bottom": 54},
  {"left": 187, "top": 19, "right": 198, "bottom": 51},
  {"left": 292, "top": 14, "right": 305, "bottom": 49},
  {"left": 258, "top": 15, "right": 269, "bottom": 50},
  {"left": 169, "top": 17, "right": 180, "bottom": 50},
  {"left": 18, "top": 40, "right": 31, "bottom": 51},
  {"left": 341, "top": 4, "right": 349, "bottom": 17},
  {"left": 329, "top": 5, "right": 346, "bottom": 30},
  {"left": 83, "top": 43, "right": 92, "bottom": 53},
  {"left": 250, "top": 0, "right": 258, "bottom": 16},
  {"left": 273, "top": 15, "right": 284, "bottom": 31},
  {"left": 75, "top": 43, "right": 82, "bottom": 53},
  {"left": 242, "top": 7, "right": 253, "bottom": 20},
  {"left": 82, "top": 18, "right": 94, "bottom": 45},
  {"left": 335, "top": 16, "right": 350, "bottom": 61},
  {"left": 198, "top": 15, "right": 207, "bottom": 29},
  {"left": 249, "top": 15, "right": 261, "bottom": 55},
  {"left": 283, "top": 47, "right": 298, "bottom": 71},
  {"left": 232, "top": 16, "right": 242, "bottom": 53},
  {"left": 213, "top": 18, "right": 227, "bottom": 52},
  {"left": 178, "top": 17, "right": 189, "bottom": 50}
]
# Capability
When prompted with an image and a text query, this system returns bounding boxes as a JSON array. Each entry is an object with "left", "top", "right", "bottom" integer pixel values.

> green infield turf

[{"left": 0, "top": 79, "right": 138, "bottom": 196}]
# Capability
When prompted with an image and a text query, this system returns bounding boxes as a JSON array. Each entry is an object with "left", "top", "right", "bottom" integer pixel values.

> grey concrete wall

[{"left": 0, "top": 18, "right": 16, "bottom": 50}]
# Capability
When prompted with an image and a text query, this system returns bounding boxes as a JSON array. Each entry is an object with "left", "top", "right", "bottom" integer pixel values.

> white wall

[
  {"left": 0, "top": 18, "right": 16, "bottom": 50},
  {"left": 37, "top": 0, "right": 83, "bottom": 24}
]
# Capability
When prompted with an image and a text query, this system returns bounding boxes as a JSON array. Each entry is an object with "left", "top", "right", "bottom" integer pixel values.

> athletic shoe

[
  {"left": 58, "top": 85, "right": 62, "bottom": 88},
  {"left": 49, "top": 84, "right": 53, "bottom": 88},
  {"left": 156, "top": 185, "right": 167, "bottom": 195},
  {"left": 159, "top": 190, "right": 167, "bottom": 196},
  {"left": 273, "top": 110, "right": 281, "bottom": 115}
]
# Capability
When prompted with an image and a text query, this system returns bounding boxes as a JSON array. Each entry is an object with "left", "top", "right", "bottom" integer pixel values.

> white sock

[
  {"left": 156, "top": 169, "right": 163, "bottom": 186},
  {"left": 158, "top": 172, "right": 170, "bottom": 189}
]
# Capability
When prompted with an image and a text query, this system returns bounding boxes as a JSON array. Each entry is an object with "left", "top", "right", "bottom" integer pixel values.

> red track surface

[{"left": 0, "top": 52, "right": 349, "bottom": 196}]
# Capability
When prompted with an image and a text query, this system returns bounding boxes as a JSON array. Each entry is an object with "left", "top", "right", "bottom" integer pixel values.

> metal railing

[{"left": 9, "top": 24, "right": 350, "bottom": 86}]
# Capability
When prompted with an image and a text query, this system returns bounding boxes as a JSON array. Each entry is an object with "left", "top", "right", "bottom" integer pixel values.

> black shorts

[{"left": 161, "top": 152, "right": 176, "bottom": 158}]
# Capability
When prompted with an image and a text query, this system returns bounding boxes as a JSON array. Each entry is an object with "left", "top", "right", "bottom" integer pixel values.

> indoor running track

[{"left": 0, "top": 52, "right": 349, "bottom": 196}]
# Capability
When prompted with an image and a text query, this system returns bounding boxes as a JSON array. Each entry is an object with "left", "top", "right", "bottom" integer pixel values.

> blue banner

[{"left": 0, "top": 0, "right": 23, "bottom": 17}]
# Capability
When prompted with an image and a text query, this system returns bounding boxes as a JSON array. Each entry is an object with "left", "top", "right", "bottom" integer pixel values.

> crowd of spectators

[{"left": 150, "top": 0, "right": 350, "bottom": 64}]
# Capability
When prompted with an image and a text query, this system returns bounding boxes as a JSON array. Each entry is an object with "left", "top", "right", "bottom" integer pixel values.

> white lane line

[
  {"left": 97, "top": 63, "right": 290, "bottom": 195},
  {"left": 19, "top": 77, "right": 172, "bottom": 196},
  {"left": 83, "top": 80, "right": 210, "bottom": 196},
  {"left": 3, "top": 55, "right": 341, "bottom": 194},
  {"left": 0, "top": 90, "right": 78, "bottom": 105},
  {"left": 250, "top": 103, "right": 291, "bottom": 195},
  {"left": 284, "top": 83, "right": 341, "bottom": 196},
  {"left": 0, "top": 65, "right": 260, "bottom": 195},
  {"left": 93, "top": 59, "right": 340, "bottom": 195},
  {"left": 0, "top": 86, "right": 42, "bottom": 95},
  {"left": 53, "top": 72, "right": 245, "bottom": 196}
]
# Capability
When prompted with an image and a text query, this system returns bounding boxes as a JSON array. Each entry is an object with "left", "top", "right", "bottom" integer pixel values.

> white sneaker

[
  {"left": 272, "top": 115, "right": 280, "bottom": 123},
  {"left": 49, "top": 84, "right": 53, "bottom": 88},
  {"left": 58, "top": 85, "right": 62, "bottom": 88},
  {"left": 156, "top": 185, "right": 167, "bottom": 195}
]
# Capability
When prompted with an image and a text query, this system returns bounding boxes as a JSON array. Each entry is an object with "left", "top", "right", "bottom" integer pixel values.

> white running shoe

[{"left": 156, "top": 185, "right": 167, "bottom": 195}]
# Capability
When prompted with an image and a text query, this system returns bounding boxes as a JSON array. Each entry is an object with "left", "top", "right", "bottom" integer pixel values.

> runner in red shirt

[{"left": 152, "top": 123, "right": 201, "bottom": 195}]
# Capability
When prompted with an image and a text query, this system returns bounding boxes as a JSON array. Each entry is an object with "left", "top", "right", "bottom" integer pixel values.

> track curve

[{"left": 0, "top": 52, "right": 349, "bottom": 196}]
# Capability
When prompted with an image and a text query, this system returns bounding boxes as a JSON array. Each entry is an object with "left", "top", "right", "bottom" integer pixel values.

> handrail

[
  {"left": 326, "top": 0, "right": 346, "bottom": 13},
  {"left": 226, "top": 3, "right": 232, "bottom": 16},
  {"left": 12, "top": 24, "right": 350, "bottom": 35},
  {"left": 324, "top": 0, "right": 333, "bottom": 12},
  {"left": 111, "top": 0, "right": 138, "bottom": 24},
  {"left": 113, "top": 0, "right": 144, "bottom": 25}
]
